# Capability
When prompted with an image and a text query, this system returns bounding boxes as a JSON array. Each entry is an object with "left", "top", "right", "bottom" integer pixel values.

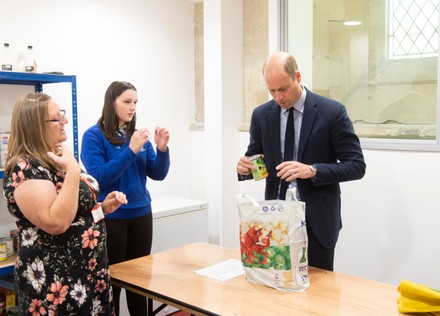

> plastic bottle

[
  {"left": 1, "top": 43, "right": 13, "bottom": 71},
  {"left": 15, "top": 50, "right": 25, "bottom": 72},
  {"left": 25, "top": 45, "right": 36, "bottom": 73}
]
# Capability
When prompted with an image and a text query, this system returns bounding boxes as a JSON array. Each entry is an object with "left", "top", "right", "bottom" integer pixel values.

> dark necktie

[{"left": 280, "top": 108, "right": 294, "bottom": 200}]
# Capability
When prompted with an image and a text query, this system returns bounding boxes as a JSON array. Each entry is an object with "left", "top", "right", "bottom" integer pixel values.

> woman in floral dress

[{"left": 3, "top": 93, "right": 127, "bottom": 315}]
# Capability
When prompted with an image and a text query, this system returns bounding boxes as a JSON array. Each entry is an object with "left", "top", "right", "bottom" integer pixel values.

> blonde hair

[{"left": 5, "top": 93, "right": 62, "bottom": 176}]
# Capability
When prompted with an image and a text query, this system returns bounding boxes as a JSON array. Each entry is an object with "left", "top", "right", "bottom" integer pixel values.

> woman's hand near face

[
  {"left": 154, "top": 127, "right": 169, "bottom": 152},
  {"left": 47, "top": 143, "right": 80, "bottom": 174}
]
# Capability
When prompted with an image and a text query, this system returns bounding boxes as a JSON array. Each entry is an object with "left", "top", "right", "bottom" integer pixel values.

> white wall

[
  {"left": 337, "top": 149, "right": 440, "bottom": 287},
  {"left": 1, "top": 0, "right": 439, "bottom": 296}
]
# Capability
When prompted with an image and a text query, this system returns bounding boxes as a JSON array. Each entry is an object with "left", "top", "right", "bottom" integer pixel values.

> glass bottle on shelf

[
  {"left": 1, "top": 43, "right": 13, "bottom": 71},
  {"left": 25, "top": 45, "right": 36, "bottom": 73}
]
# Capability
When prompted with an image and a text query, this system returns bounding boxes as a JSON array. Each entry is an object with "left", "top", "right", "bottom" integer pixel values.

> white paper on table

[{"left": 194, "top": 259, "right": 245, "bottom": 281}]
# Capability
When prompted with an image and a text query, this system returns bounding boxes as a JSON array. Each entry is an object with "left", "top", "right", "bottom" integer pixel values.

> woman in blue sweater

[{"left": 81, "top": 81, "right": 170, "bottom": 315}]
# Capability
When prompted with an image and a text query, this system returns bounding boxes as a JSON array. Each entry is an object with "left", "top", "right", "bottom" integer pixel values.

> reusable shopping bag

[{"left": 236, "top": 188, "right": 309, "bottom": 292}]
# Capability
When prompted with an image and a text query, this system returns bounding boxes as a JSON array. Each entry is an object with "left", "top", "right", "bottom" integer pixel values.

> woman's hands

[
  {"left": 129, "top": 128, "right": 150, "bottom": 154},
  {"left": 101, "top": 191, "right": 128, "bottom": 215},
  {"left": 153, "top": 127, "right": 169, "bottom": 152},
  {"left": 129, "top": 127, "right": 169, "bottom": 154}
]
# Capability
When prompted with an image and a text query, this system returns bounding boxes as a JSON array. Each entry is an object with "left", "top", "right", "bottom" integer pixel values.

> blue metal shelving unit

[{"left": 0, "top": 71, "right": 78, "bottom": 179}]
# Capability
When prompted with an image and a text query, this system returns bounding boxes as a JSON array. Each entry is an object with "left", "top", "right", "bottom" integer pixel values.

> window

[
  {"left": 389, "top": 0, "right": 438, "bottom": 59},
  {"left": 286, "top": 0, "right": 440, "bottom": 151}
]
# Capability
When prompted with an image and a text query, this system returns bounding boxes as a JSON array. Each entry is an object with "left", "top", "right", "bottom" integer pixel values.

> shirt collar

[
  {"left": 283, "top": 86, "right": 306, "bottom": 114},
  {"left": 118, "top": 125, "right": 127, "bottom": 138},
  {"left": 293, "top": 86, "right": 306, "bottom": 114}
]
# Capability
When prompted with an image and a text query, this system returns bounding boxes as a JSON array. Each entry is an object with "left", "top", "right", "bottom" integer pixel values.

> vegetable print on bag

[{"left": 236, "top": 188, "right": 309, "bottom": 292}]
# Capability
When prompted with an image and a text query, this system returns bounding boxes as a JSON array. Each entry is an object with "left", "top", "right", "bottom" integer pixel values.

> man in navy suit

[{"left": 237, "top": 51, "right": 366, "bottom": 271}]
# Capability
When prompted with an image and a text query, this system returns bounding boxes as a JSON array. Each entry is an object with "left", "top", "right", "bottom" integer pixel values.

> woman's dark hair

[{"left": 98, "top": 81, "right": 137, "bottom": 145}]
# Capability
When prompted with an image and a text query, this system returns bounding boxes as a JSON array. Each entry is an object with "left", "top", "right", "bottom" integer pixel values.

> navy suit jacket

[{"left": 242, "top": 88, "right": 366, "bottom": 248}]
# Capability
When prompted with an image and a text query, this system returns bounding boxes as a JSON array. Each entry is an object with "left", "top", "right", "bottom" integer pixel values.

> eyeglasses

[{"left": 45, "top": 109, "right": 66, "bottom": 123}]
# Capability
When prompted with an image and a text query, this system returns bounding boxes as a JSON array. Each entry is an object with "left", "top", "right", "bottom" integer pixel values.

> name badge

[{"left": 92, "top": 204, "right": 105, "bottom": 223}]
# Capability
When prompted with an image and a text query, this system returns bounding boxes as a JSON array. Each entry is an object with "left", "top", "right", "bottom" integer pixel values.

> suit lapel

[
  {"left": 266, "top": 101, "right": 283, "bottom": 165},
  {"left": 298, "top": 90, "right": 318, "bottom": 161}
]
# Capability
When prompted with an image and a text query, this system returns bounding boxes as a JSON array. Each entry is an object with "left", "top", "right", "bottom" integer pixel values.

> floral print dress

[{"left": 3, "top": 157, "right": 114, "bottom": 316}]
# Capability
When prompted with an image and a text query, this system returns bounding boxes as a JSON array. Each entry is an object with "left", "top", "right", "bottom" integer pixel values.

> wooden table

[{"left": 110, "top": 242, "right": 402, "bottom": 315}]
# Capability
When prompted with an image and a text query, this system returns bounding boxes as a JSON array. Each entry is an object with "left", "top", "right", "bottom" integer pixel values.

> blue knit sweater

[{"left": 80, "top": 124, "right": 170, "bottom": 219}]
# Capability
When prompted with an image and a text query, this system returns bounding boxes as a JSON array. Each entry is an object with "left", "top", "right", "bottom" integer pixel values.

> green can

[{"left": 249, "top": 154, "right": 268, "bottom": 181}]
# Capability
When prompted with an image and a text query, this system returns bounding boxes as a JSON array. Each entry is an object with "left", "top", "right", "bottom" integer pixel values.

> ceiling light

[{"left": 343, "top": 21, "right": 362, "bottom": 26}]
